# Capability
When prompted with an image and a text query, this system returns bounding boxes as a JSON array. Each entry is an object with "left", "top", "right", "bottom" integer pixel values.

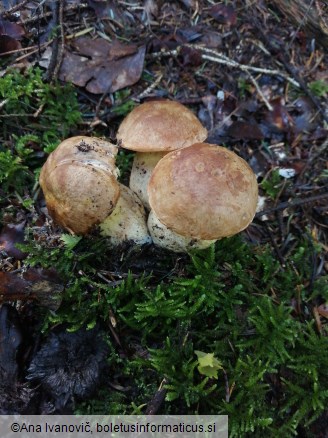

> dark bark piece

[
  {"left": 0, "top": 304, "right": 22, "bottom": 383},
  {"left": 26, "top": 327, "right": 109, "bottom": 411}
]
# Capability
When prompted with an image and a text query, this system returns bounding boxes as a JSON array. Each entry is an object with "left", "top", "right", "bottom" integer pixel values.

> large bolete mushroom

[
  {"left": 147, "top": 143, "right": 258, "bottom": 252},
  {"left": 117, "top": 99, "right": 207, "bottom": 209},
  {"left": 40, "top": 136, "right": 151, "bottom": 245},
  {"left": 39, "top": 136, "right": 120, "bottom": 235}
]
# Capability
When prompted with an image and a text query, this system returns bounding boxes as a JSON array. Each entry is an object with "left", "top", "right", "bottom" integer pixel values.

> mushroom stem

[
  {"left": 129, "top": 152, "right": 166, "bottom": 210},
  {"left": 147, "top": 210, "right": 216, "bottom": 253},
  {"left": 100, "top": 184, "right": 152, "bottom": 245}
]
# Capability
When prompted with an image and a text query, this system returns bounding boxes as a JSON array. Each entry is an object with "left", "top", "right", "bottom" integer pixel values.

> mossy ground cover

[{"left": 1, "top": 2, "right": 328, "bottom": 436}]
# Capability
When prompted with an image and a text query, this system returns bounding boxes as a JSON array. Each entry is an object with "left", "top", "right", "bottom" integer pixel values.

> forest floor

[{"left": 0, "top": 1, "right": 328, "bottom": 437}]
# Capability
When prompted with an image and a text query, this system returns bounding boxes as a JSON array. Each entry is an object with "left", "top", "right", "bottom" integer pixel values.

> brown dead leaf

[
  {"left": 0, "top": 35, "right": 21, "bottom": 54},
  {"left": 0, "top": 18, "right": 25, "bottom": 39},
  {"left": 200, "top": 31, "right": 222, "bottom": 48},
  {"left": 0, "top": 269, "right": 63, "bottom": 310},
  {"left": 227, "top": 120, "right": 264, "bottom": 140},
  {"left": 87, "top": 0, "right": 130, "bottom": 25},
  {"left": 209, "top": 4, "right": 237, "bottom": 26},
  {"left": 317, "top": 303, "right": 328, "bottom": 319},
  {"left": 180, "top": 46, "right": 203, "bottom": 67},
  {"left": 59, "top": 38, "right": 146, "bottom": 94},
  {"left": 264, "top": 98, "right": 293, "bottom": 133},
  {"left": 0, "top": 18, "right": 24, "bottom": 54},
  {"left": 0, "top": 222, "right": 27, "bottom": 260}
]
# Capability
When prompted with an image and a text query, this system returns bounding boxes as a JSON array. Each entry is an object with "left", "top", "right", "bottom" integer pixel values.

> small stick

[
  {"left": 44, "top": 0, "right": 65, "bottom": 82},
  {"left": 247, "top": 72, "right": 273, "bottom": 111},
  {"left": 300, "top": 137, "right": 328, "bottom": 178},
  {"left": 256, "top": 192, "right": 328, "bottom": 218},
  {"left": 2, "top": 0, "right": 30, "bottom": 17},
  {"left": 149, "top": 45, "right": 300, "bottom": 87},
  {"left": 186, "top": 43, "right": 300, "bottom": 87},
  {"left": 133, "top": 74, "right": 163, "bottom": 101},
  {"left": 0, "top": 99, "right": 9, "bottom": 110},
  {"left": 264, "top": 222, "right": 286, "bottom": 267},
  {"left": 18, "top": 2, "right": 89, "bottom": 25},
  {"left": 52, "top": 0, "right": 65, "bottom": 80},
  {"left": 145, "top": 379, "right": 168, "bottom": 415}
]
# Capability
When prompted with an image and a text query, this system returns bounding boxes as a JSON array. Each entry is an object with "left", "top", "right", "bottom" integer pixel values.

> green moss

[
  {"left": 0, "top": 68, "right": 82, "bottom": 196},
  {"left": 19, "top": 230, "right": 328, "bottom": 436},
  {"left": 2, "top": 69, "right": 327, "bottom": 437}
]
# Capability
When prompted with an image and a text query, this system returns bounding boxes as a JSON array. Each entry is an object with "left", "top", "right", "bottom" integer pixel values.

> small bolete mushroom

[
  {"left": 147, "top": 143, "right": 258, "bottom": 252},
  {"left": 117, "top": 100, "right": 207, "bottom": 209},
  {"left": 39, "top": 136, "right": 120, "bottom": 235}
]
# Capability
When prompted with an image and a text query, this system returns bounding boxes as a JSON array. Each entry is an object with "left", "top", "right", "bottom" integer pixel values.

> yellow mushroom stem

[
  {"left": 147, "top": 210, "right": 216, "bottom": 253},
  {"left": 129, "top": 151, "right": 166, "bottom": 210},
  {"left": 100, "top": 184, "right": 151, "bottom": 246}
]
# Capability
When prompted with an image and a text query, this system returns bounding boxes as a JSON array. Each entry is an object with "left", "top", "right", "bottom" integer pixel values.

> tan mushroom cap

[
  {"left": 39, "top": 136, "right": 120, "bottom": 235},
  {"left": 148, "top": 143, "right": 258, "bottom": 240},
  {"left": 117, "top": 100, "right": 207, "bottom": 152}
]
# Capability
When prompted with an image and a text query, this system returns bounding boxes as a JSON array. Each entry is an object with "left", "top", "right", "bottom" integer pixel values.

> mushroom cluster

[{"left": 39, "top": 100, "right": 258, "bottom": 252}]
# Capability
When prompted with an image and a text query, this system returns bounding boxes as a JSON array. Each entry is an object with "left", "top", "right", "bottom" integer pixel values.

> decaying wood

[{"left": 270, "top": 0, "right": 328, "bottom": 49}]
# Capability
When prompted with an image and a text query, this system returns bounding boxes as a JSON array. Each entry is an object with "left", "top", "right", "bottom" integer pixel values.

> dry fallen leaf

[
  {"left": 0, "top": 35, "right": 21, "bottom": 54},
  {"left": 317, "top": 303, "right": 328, "bottom": 319},
  {"left": 0, "top": 269, "right": 63, "bottom": 310},
  {"left": 59, "top": 37, "right": 146, "bottom": 94},
  {"left": 0, "top": 18, "right": 25, "bottom": 39},
  {"left": 227, "top": 120, "right": 264, "bottom": 140},
  {"left": 209, "top": 4, "right": 237, "bottom": 26},
  {"left": 0, "top": 222, "right": 27, "bottom": 259}
]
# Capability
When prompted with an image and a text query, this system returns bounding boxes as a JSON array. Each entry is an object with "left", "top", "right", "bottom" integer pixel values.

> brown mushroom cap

[
  {"left": 117, "top": 100, "right": 207, "bottom": 152},
  {"left": 148, "top": 143, "right": 258, "bottom": 240},
  {"left": 39, "top": 136, "right": 120, "bottom": 235}
]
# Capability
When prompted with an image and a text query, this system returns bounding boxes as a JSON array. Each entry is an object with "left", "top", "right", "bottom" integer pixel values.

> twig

[
  {"left": 0, "top": 43, "right": 45, "bottom": 58},
  {"left": 186, "top": 44, "right": 301, "bottom": 87},
  {"left": 256, "top": 192, "right": 328, "bottom": 218},
  {"left": 145, "top": 379, "right": 168, "bottom": 415},
  {"left": 286, "top": 0, "right": 315, "bottom": 50},
  {"left": 18, "top": 2, "right": 89, "bottom": 25},
  {"left": 0, "top": 99, "right": 9, "bottom": 110},
  {"left": 264, "top": 222, "right": 286, "bottom": 267},
  {"left": 44, "top": 0, "right": 65, "bottom": 83},
  {"left": 300, "top": 137, "right": 328, "bottom": 178},
  {"left": 149, "top": 45, "right": 300, "bottom": 87},
  {"left": 52, "top": 0, "right": 65, "bottom": 80},
  {"left": 253, "top": 16, "right": 328, "bottom": 124},
  {"left": 2, "top": 0, "right": 30, "bottom": 17},
  {"left": 133, "top": 74, "right": 163, "bottom": 101},
  {"left": 247, "top": 72, "right": 273, "bottom": 111},
  {"left": 223, "top": 369, "right": 233, "bottom": 402},
  {"left": 33, "top": 103, "right": 45, "bottom": 118},
  {"left": 148, "top": 48, "right": 180, "bottom": 59}
]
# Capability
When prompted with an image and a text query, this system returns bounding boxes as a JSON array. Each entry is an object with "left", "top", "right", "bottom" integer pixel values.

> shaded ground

[{"left": 0, "top": 1, "right": 328, "bottom": 436}]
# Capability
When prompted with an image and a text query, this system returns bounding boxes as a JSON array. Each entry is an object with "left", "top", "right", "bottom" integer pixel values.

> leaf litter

[{"left": 0, "top": 0, "right": 327, "bottom": 431}]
